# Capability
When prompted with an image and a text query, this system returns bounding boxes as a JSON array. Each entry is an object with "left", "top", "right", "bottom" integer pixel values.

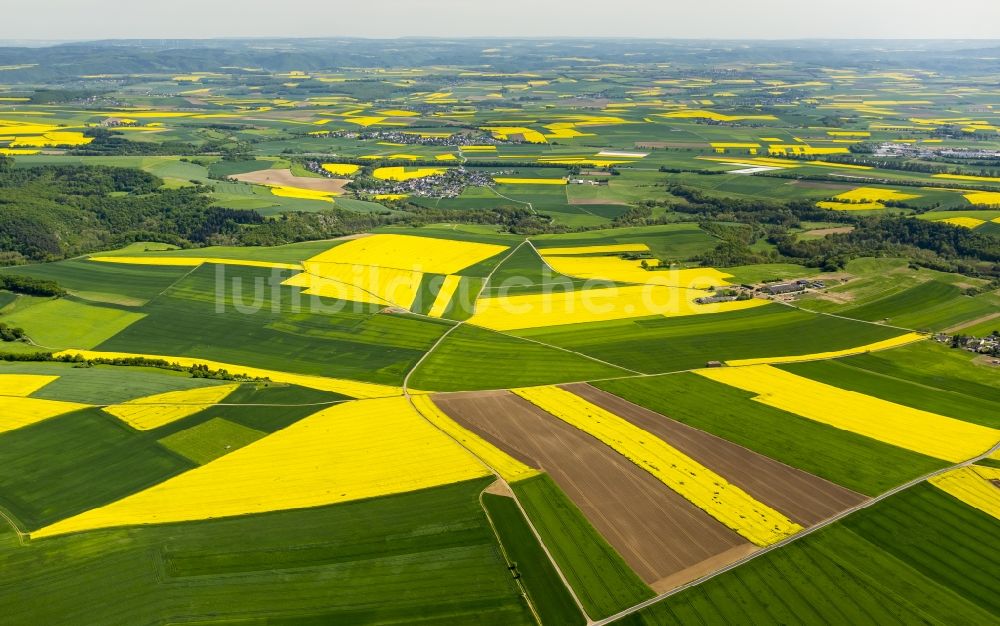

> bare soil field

[
  {"left": 432, "top": 390, "right": 751, "bottom": 588},
  {"left": 563, "top": 384, "right": 868, "bottom": 525},
  {"left": 231, "top": 168, "right": 349, "bottom": 193},
  {"left": 802, "top": 226, "right": 855, "bottom": 237}
]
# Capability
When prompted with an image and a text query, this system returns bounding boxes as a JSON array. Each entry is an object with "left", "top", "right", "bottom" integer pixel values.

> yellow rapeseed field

[
  {"left": 817, "top": 201, "right": 886, "bottom": 211},
  {"left": 929, "top": 466, "right": 1000, "bottom": 520},
  {"left": 768, "top": 145, "right": 849, "bottom": 156},
  {"left": 481, "top": 126, "right": 548, "bottom": 143},
  {"left": 512, "top": 386, "right": 802, "bottom": 545},
  {"left": 541, "top": 255, "right": 735, "bottom": 289},
  {"left": 963, "top": 192, "right": 1000, "bottom": 206},
  {"left": 725, "top": 332, "right": 926, "bottom": 366},
  {"left": 938, "top": 216, "right": 986, "bottom": 229},
  {"left": 658, "top": 110, "right": 778, "bottom": 122},
  {"left": 427, "top": 274, "right": 462, "bottom": 318},
  {"left": 269, "top": 185, "right": 336, "bottom": 203},
  {"left": 293, "top": 262, "right": 424, "bottom": 309},
  {"left": 10, "top": 131, "right": 93, "bottom": 147},
  {"left": 278, "top": 235, "right": 505, "bottom": 310},
  {"left": 305, "top": 234, "right": 508, "bottom": 275},
  {"left": 372, "top": 166, "right": 447, "bottom": 181},
  {"left": 321, "top": 163, "right": 360, "bottom": 176},
  {"left": 835, "top": 187, "right": 920, "bottom": 202},
  {"left": 0, "top": 396, "right": 92, "bottom": 435},
  {"left": 90, "top": 255, "right": 300, "bottom": 270},
  {"left": 104, "top": 383, "right": 240, "bottom": 430},
  {"left": 412, "top": 395, "right": 539, "bottom": 483},
  {"left": 282, "top": 271, "right": 392, "bottom": 306},
  {"left": 933, "top": 173, "right": 1000, "bottom": 183},
  {"left": 696, "top": 365, "right": 999, "bottom": 463},
  {"left": 374, "top": 194, "right": 408, "bottom": 201},
  {"left": 493, "top": 177, "right": 567, "bottom": 185},
  {"left": 32, "top": 397, "right": 490, "bottom": 538},
  {"left": 0, "top": 148, "right": 40, "bottom": 155},
  {"left": 538, "top": 243, "right": 651, "bottom": 256},
  {"left": 468, "top": 284, "right": 766, "bottom": 331},
  {"left": 53, "top": 350, "right": 411, "bottom": 398},
  {"left": 0, "top": 374, "right": 58, "bottom": 396}
]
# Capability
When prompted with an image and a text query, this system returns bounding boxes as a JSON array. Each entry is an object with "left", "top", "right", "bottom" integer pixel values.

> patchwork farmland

[{"left": 0, "top": 35, "right": 998, "bottom": 626}]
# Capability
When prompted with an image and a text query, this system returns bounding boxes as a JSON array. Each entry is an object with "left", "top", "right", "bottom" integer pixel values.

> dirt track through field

[
  {"left": 564, "top": 383, "right": 867, "bottom": 525},
  {"left": 231, "top": 168, "right": 349, "bottom": 193},
  {"left": 432, "top": 390, "right": 752, "bottom": 588}
]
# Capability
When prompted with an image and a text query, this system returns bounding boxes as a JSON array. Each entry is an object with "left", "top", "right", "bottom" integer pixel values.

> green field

[
  {"left": 97, "top": 264, "right": 451, "bottom": 385},
  {"left": 836, "top": 341, "right": 1000, "bottom": 406},
  {"left": 1, "top": 297, "right": 145, "bottom": 349},
  {"left": 831, "top": 279, "right": 1000, "bottom": 331},
  {"left": 0, "top": 407, "right": 195, "bottom": 529},
  {"left": 781, "top": 357, "right": 1000, "bottom": 429},
  {"left": 594, "top": 373, "right": 946, "bottom": 496},
  {"left": 158, "top": 417, "right": 267, "bottom": 464},
  {"left": 3, "top": 38, "right": 1000, "bottom": 625},
  {"left": 482, "top": 493, "right": 586, "bottom": 626},
  {"left": 513, "top": 474, "right": 654, "bottom": 619},
  {"left": 516, "top": 305, "right": 903, "bottom": 374},
  {"left": 1, "top": 259, "right": 191, "bottom": 305},
  {"left": 621, "top": 486, "right": 999, "bottom": 625},
  {"left": 0, "top": 361, "right": 228, "bottom": 404},
  {"left": 2, "top": 479, "right": 534, "bottom": 625},
  {"left": 409, "top": 324, "right": 627, "bottom": 391}
]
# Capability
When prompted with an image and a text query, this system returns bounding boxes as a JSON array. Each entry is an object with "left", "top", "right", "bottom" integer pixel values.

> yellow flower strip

[
  {"left": 104, "top": 383, "right": 240, "bottom": 430},
  {"left": 427, "top": 274, "right": 462, "bottom": 318},
  {"left": 724, "top": 332, "right": 926, "bottom": 366},
  {"left": 0, "top": 397, "right": 93, "bottom": 435},
  {"left": 511, "top": 385, "right": 803, "bottom": 546},
  {"left": 89, "top": 256, "right": 301, "bottom": 270},
  {"left": 468, "top": 284, "right": 765, "bottom": 331},
  {"left": 938, "top": 216, "right": 986, "bottom": 229},
  {"left": 32, "top": 397, "right": 490, "bottom": 538},
  {"left": 411, "top": 394, "right": 539, "bottom": 483},
  {"left": 52, "top": 350, "right": 412, "bottom": 399},
  {"left": 0, "top": 374, "right": 58, "bottom": 396},
  {"left": 541, "top": 255, "right": 735, "bottom": 288},
  {"left": 493, "top": 178, "right": 566, "bottom": 185},
  {"left": 536, "top": 243, "right": 651, "bottom": 256},
  {"left": 929, "top": 466, "right": 1000, "bottom": 520},
  {"left": 696, "top": 365, "right": 999, "bottom": 463}
]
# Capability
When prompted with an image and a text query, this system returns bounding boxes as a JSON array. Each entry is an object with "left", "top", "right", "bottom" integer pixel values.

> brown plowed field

[
  {"left": 231, "top": 168, "right": 348, "bottom": 193},
  {"left": 562, "top": 383, "right": 868, "bottom": 525},
  {"left": 431, "top": 390, "right": 751, "bottom": 587}
]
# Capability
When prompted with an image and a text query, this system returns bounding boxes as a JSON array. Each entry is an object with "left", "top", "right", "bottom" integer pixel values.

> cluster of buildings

[
  {"left": 369, "top": 167, "right": 494, "bottom": 198},
  {"left": 936, "top": 332, "right": 1000, "bottom": 356},
  {"left": 309, "top": 129, "right": 503, "bottom": 147},
  {"left": 874, "top": 142, "right": 1000, "bottom": 160},
  {"left": 759, "top": 279, "right": 827, "bottom": 296},
  {"left": 694, "top": 279, "right": 829, "bottom": 305}
]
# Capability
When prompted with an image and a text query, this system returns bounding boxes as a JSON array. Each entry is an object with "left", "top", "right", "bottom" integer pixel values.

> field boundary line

[
  {"left": 775, "top": 299, "right": 920, "bottom": 333},
  {"left": 478, "top": 489, "right": 545, "bottom": 626},
  {"left": 400, "top": 240, "right": 596, "bottom": 623},
  {"left": 594, "top": 439, "right": 1000, "bottom": 625},
  {"left": 0, "top": 504, "right": 28, "bottom": 546},
  {"left": 569, "top": 382, "right": 871, "bottom": 503},
  {"left": 488, "top": 186, "right": 536, "bottom": 215},
  {"left": 524, "top": 240, "right": 715, "bottom": 293}
]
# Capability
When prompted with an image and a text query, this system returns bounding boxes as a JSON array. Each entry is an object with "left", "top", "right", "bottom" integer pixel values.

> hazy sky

[{"left": 4, "top": 0, "right": 1000, "bottom": 40}]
